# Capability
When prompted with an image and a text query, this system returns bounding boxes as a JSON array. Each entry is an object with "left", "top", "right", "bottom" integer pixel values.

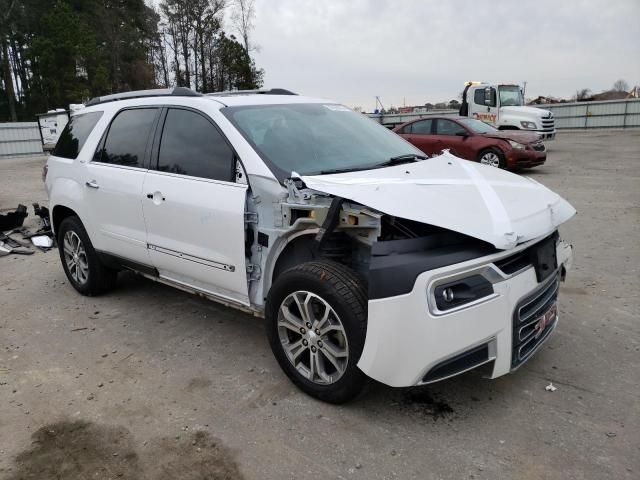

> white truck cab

[
  {"left": 45, "top": 87, "right": 573, "bottom": 403},
  {"left": 460, "top": 82, "right": 556, "bottom": 140}
]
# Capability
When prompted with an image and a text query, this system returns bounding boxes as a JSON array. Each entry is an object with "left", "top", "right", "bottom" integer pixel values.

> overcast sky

[{"left": 250, "top": 0, "right": 640, "bottom": 110}]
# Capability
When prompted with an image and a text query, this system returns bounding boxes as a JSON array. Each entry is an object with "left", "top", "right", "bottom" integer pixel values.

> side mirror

[{"left": 456, "top": 131, "right": 470, "bottom": 137}]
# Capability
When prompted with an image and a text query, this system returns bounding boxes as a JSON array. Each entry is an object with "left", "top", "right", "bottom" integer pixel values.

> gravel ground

[{"left": 0, "top": 130, "right": 638, "bottom": 480}]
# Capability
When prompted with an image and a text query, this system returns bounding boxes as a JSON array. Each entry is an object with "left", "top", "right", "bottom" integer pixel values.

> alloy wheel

[
  {"left": 277, "top": 291, "right": 349, "bottom": 385},
  {"left": 63, "top": 231, "right": 89, "bottom": 285},
  {"left": 480, "top": 152, "right": 501, "bottom": 167}
]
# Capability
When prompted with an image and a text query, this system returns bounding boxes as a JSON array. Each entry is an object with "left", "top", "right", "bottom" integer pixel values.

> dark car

[{"left": 393, "top": 116, "right": 546, "bottom": 170}]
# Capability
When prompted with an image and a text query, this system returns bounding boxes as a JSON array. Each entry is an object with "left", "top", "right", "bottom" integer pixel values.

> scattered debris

[
  {"left": 545, "top": 382, "right": 557, "bottom": 392},
  {"left": 70, "top": 327, "right": 89, "bottom": 332},
  {"left": 31, "top": 235, "right": 54, "bottom": 249},
  {"left": 606, "top": 432, "right": 617, "bottom": 438},
  {"left": 1, "top": 204, "right": 54, "bottom": 257},
  {"left": 0, "top": 239, "right": 34, "bottom": 255},
  {"left": 0, "top": 204, "right": 28, "bottom": 231}
]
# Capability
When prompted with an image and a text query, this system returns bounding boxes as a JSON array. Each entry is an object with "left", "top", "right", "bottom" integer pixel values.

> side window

[
  {"left": 52, "top": 111, "right": 103, "bottom": 159},
  {"left": 474, "top": 88, "right": 497, "bottom": 107},
  {"left": 410, "top": 119, "right": 432, "bottom": 134},
  {"left": 98, "top": 108, "right": 158, "bottom": 168},
  {"left": 157, "top": 108, "right": 234, "bottom": 182},
  {"left": 436, "top": 119, "right": 467, "bottom": 136},
  {"left": 473, "top": 89, "right": 485, "bottom": 106}
]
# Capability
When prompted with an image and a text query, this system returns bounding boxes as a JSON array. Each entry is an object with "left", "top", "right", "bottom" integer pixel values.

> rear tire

[
  {"left": 57, "top": 216, "right": 117, "bottom": 296},
  {"left": 477, "top": 148, "right": 506, "bottom": 169},
  {"left": 265, "top": 261, "right": 368, "bottom": 404}
]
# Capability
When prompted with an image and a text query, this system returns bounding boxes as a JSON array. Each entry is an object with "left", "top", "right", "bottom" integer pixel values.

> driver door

[{"left": 473, "top": 87, "right": 499, "bottom": 126}]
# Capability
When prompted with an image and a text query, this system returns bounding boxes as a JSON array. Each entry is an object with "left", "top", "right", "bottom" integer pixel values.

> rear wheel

[
  {"left": 57, "top": 216, "right": 117, "bottom": 295},
  {"left": 266, "top": 261, "right": 368, "bottom": 404},
  {"left": 478, "top": 148, "right": 506, "bottom": 168}
]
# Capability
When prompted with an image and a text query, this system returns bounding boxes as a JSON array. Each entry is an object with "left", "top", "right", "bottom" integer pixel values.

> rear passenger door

[
  {"left": 84, "top": 107, "right": 159, "bottom": 265},
  {"left": 142, "top": 107, "right": 249, "bottom": 306},
  {"left": 401, "top": 119, "right": 436, "bottom": 155}
]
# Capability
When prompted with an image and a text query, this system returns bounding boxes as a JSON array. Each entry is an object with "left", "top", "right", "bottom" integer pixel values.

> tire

[
  {"left": 265, "top": 260, "right": 368, "bottom": 404},
  {"left": 57, "top": 216, "right": 117, "bottom": 296},
  {"left": 477, "top": 148, "right": 506, "bottom": 169}
]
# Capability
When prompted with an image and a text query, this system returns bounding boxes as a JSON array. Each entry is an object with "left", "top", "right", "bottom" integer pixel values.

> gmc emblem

[{"left": 534, "top": 303, "right": 557, "bottom": 339}]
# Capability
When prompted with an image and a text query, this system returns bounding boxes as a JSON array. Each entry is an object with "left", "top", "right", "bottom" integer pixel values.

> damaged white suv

[{"left": 45, "top": 87, "right": 575, "bottom": 403}]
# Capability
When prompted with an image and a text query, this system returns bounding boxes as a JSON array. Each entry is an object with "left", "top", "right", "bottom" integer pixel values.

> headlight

[
  {"left": 508, "top": 140, "right": 526, "bottom": 150},
  {"left": 433, "top": 275, "right": 494, "bottom": 311},
  {"left": 520, "top": 121, "right": 537, "bottom": 129}
]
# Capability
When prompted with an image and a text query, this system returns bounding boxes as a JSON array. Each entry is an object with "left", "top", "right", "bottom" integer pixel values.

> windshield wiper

[
  {"left": 376, "top": 153, "right": 428, "bottom": 167},
  {"left": 318, "top": 164, "right": 380, "bottom": 175},
  {"left": 317, "top": 154, "right": 428, "bottom": 175}
]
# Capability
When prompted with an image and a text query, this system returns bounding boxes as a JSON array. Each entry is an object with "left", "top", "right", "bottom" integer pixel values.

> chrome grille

[
  {"left": 512, "top": 273, "right": 559, "bottom": 368},
  {"left": 541, "top": 117, "right": 555, "bottom": 132}
]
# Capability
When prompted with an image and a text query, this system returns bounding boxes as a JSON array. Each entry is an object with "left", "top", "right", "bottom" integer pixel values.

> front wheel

[
  {"left": 477, "top": 148, "right": 506, "bottom": 169},
  {"left": 265, "top": 261, "right": 368, "bottom": 404}
]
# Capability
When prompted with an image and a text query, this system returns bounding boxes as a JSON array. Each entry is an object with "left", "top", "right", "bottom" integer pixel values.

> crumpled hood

[
  {"left": 300, "top": 152, "right": 575, "bottom": 250},
  {"left": 482, "top": 130, "right": 541, "bottom": 144}
]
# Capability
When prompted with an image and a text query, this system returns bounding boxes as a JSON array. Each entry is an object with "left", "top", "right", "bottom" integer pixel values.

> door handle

[{"left": 85, "top": 180, "right": 99, "bottom": 189}]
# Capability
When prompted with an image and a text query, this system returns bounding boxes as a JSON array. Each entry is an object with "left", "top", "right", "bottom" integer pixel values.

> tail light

[{"left": 42, "top": 163, "right": 48, "bottom": 182}]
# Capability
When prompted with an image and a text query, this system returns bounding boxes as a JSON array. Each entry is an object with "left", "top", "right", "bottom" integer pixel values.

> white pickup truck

[{"left": 460, "top": 82, "right": 556, "bottom": 140}]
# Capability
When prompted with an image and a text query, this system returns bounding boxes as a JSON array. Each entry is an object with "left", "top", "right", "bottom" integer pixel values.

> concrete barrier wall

[{"left": 0, "top": 122, "right": 44, "bottom": 157}]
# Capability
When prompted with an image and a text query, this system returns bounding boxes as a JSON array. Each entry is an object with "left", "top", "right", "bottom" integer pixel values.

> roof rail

[
  {"left": 206, "top": 88, "right": 297, "bottom": 97},
  {"left": 85, "top": 87, "right": 202, "bottom": 106}
]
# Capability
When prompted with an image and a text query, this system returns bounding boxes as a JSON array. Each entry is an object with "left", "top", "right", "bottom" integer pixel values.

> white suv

[{"left": 45, "top": 87, "right": 575, "bottom": 403}]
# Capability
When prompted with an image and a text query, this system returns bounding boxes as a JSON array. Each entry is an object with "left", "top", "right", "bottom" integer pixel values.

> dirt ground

[{"left": 0, "top": 130, "right": 639, "bottom": 480}]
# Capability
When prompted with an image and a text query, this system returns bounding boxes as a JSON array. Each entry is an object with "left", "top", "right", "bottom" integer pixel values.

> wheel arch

[
  {"left": 52, "top": 204, "right": 80, "bottom": 236},
  {"left": 267, "top": 231, "right": 318, "bottom": 291}
]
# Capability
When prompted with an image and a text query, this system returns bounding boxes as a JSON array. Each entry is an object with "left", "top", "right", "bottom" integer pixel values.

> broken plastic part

[
  {"left": 31, "top": 235, "right": 54, "bottom": 248},
  {"left": 0, "top": 205, "right": 28, "bottom": 231}
]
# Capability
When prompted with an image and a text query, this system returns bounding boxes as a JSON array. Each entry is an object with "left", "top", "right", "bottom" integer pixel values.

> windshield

[
  {"left": 458, "top": 118, "right": 499, "bottom": 134},
  {"left": 498, "top": 86, "right": 524, "bottom": 106},
  {"left": 221, "top": 103, "right": 423, "bottom": 180}
]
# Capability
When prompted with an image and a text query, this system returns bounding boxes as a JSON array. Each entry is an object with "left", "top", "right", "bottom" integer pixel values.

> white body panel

[
  {"left": 358, "top": 240, "right": 573, "bottom": 387},
  {"left": 141, "top": 171, "right": 249, "bottom": 305},
  {"left": 83, "top": 163, "right": 150, "bottom": 265},
  {"left": 301, "top": 152, "right": 576, "bottom": 250}
]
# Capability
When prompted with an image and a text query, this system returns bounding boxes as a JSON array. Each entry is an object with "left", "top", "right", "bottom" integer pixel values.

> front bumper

[
  {"left": 357, "top": 238, "right": 573, "bottom": 387},
  {"left": 537, "top": 130, "right": 556, "bottom": 141},
  {"left": 506, "top": 149, "right": 546, "bottom": 169}
]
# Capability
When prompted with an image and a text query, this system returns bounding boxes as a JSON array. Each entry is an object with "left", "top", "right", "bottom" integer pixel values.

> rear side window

[
  {"left": 97, "top": 108, "right": 158, "bottom": 168},
  {"left": 52, "top": 112, "right": 103, "bottom": 159},
  {"left": 411, "top": 119, "right": 432, "bottom": 134},
  {"left": 157, "top": 108, "right": 234, "bottom": 182}
]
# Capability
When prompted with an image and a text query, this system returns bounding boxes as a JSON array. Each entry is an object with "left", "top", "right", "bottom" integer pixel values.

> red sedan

[{"left": 393, "top": 116, "right": 546, "bottom": 170}]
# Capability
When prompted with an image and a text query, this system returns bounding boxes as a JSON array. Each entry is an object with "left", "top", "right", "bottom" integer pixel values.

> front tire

[
  {"left": 478, "top": 148, "right": 506, "bottom": 168},
  {"left": 265, "top": 261, "right": 368, "bottom": 404},
  {"left": 57, "top": 216, "right": 117, "bottom": 296}
]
